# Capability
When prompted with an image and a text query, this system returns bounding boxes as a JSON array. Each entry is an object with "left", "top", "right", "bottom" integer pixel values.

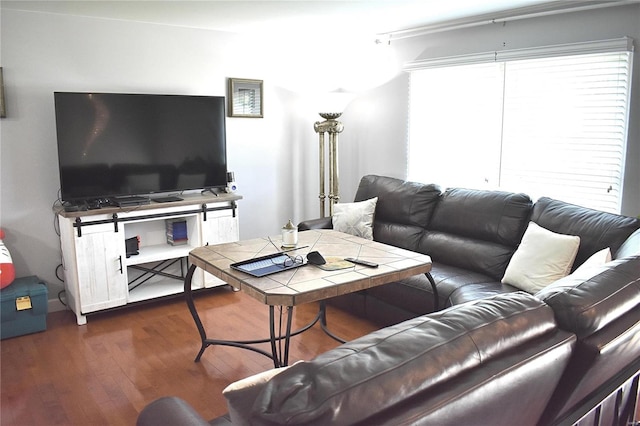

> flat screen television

[{"left": 54, "top": 92, "right": 227, "bottom": 203}]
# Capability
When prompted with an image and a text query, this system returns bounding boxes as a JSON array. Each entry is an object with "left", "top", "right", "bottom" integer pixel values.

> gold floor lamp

[{"left": 314, "top": 112, "right": 344, "bottom": 217}]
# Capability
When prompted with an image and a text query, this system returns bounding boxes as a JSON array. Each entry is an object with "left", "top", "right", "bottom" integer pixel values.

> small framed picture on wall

[{"left": 228, "top": 78, "right": 263, "bottom": 118}]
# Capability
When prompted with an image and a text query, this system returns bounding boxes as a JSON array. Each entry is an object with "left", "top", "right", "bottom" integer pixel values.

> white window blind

[
  {"left": 407, "top": 38, "right": 633, "bottom": 213},
  {"left": 408, "top": 63, "right": 504, "bottom": 189}
]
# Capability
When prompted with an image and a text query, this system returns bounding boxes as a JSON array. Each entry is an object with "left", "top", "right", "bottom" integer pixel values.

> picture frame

[
  {"left": 228, "top": 78, "right": 263, "bottom": 118},
  {"left": 0, "top": 68, "right": 5, "bottom": 118}
]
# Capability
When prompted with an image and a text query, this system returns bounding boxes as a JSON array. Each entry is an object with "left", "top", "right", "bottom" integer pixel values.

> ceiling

[{"left": 2, "top": 0, "right": 612, "bottom": 37}]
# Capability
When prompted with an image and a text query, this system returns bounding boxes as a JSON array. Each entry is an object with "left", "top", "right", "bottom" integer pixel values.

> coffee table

[{"left": 184, "top": 229, "right": 436, "bottom": 367}]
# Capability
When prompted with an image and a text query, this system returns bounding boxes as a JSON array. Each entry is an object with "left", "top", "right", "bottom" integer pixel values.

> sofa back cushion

[
  {"left": 420, "top": 188, "right": 533, "bottom": 279},
  {"left": 249, "top": 292, "right": 562, "bottom": 425},
  {"left": 354, "top": 175, "right": 441, "bottom": 251},
  {"left": 530, "top": 197, "right": 640, "bottom": 267},
  {"left": 429, "top": 188, "right": 533, "bottom": 246}
]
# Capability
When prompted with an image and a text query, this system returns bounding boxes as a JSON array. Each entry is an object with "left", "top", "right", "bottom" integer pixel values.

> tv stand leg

[{"left": 76, "top": 312, "right": 87, "bottom": 326}]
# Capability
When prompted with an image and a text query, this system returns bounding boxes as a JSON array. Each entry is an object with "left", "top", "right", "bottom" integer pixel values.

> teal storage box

[{"left": 1, "top": 276, "right": 48, "bottom": 339}]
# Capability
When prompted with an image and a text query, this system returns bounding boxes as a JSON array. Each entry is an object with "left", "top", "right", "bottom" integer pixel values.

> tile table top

[{"left": 189, "top": 229, "right": 432, "bottom": 306}]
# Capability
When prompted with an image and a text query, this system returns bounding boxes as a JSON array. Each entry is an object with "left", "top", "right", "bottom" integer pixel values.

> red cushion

[{"left": 0, "top": 229, "right": 15, "bottom": 289}]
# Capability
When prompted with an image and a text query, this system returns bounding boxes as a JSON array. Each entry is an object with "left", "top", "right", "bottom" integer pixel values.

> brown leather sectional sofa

[
  {"left": 301, "top": 175, "right": 640, "bottom": 325},
  {"left": 137, "top": 175, "right": 640, "bottom": 425}
]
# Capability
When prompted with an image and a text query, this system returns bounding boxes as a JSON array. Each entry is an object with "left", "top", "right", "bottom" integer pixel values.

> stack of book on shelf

[{"left": 166, "top": 219, "right": 188, "bottom": 246}]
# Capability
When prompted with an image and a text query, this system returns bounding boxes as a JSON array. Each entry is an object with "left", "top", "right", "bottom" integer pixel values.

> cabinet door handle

[{"left": 118, "top": 256, "right": 123, "bottom": 274}]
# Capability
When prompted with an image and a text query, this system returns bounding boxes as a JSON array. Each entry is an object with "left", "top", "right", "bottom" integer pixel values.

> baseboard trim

[{"left": 48, "top": 298, "right": 67, "bottom": 313}]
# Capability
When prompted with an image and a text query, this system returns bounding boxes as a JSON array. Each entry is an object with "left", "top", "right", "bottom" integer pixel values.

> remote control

[{"left": 344, "top": 258, "right": 379, "bottom": 268}]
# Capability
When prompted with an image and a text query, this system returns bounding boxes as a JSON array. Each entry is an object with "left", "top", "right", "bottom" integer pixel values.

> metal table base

[{"left": 184, "top": 264, "right": 348, "bottom": 368}]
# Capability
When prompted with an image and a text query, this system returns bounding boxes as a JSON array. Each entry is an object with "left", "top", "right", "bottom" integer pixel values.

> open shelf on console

[
  {"left": 127, "top": 256, "right": 193, "bottom": 303},
  {"left": 123, "top": 213, "right": 200, "bottom": 266},
  {"left": 125, "top": 244, "right": 194, "bottom": 266}
]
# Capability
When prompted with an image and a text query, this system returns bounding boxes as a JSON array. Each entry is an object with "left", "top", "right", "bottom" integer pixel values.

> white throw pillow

[
  {"left": 502, "top": 222, "right": 580, "bottom": 293},
  {"left": 332, "top": 197, "right": 378, "bottom": 240},
  {"left": 535, "top": 248, "right": 614, "bottom": 301},
  {"left": 569, "top": 247, "right": 611, "bottom": 280},
  {"left": 616, "top": 228, "right": 640, "bottom": 258}
]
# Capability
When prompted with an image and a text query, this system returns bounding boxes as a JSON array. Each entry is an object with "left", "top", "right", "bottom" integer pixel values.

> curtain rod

[
  {"left": 403, "top": 37, "right": 633, "bottom": 72},
  {"left": 376, "top": 0, "right": 636, "bottom": 43}
]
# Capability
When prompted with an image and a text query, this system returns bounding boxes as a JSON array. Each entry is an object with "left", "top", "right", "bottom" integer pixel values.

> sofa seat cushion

[
  {"left": 447, "top": 281, "right": 520, "bottom": 306},
  {"left": 338, "top": 265, "right": 518, "bottom": 326},
  {"left": 427, "top": 263, "right": 502, "bottom": 307},
  {"left": 419, "top": 232, "right": 518, "bottom": 280},
  {"left": 536, "top": 256, "right": 640, "bottom": 339},
  {"left": 530, "top": 197, "right": 640, "bottom": 267},
  {"left": 249, "top": 293, "right": 559, "bottom": 425}
]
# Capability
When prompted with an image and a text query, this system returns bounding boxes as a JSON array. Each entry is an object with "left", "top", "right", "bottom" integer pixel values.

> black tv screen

[{"left": 54, "top": 92, "right": 227, "bottom": 202}]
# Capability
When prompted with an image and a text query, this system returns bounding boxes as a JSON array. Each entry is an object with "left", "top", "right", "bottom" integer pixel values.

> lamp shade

[{"left": 316, "top": 90, "right": 355, "bottom": 114}]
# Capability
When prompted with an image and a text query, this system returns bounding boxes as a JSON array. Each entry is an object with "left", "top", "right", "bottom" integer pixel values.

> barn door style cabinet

[{"left": 56, "top": 193, "right": 241, "bottom": 325}]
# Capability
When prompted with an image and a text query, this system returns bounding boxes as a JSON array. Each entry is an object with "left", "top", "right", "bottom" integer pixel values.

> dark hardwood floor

[{"left": 1, "top": 286, "right": 378, "bottom": 425}]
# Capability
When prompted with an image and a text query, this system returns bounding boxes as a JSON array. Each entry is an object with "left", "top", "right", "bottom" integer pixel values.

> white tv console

[{"left": 55, "top": 193, "right": 241, "bottom": 325}]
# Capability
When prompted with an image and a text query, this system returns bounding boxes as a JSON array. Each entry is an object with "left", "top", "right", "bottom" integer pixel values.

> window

[{"left": 407, "top": 38, "right": 633, "bottom": 213}]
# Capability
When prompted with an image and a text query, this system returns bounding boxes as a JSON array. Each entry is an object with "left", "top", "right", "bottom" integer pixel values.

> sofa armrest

[
  {"left": 298, "top": 217, "right": 333, "bottom": 231},
  {"left": 137, "top": 396, "right": 210, "bottom": 426},
  {"left": 536, "top": 255, "right": 640, "bottom": 339}
]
